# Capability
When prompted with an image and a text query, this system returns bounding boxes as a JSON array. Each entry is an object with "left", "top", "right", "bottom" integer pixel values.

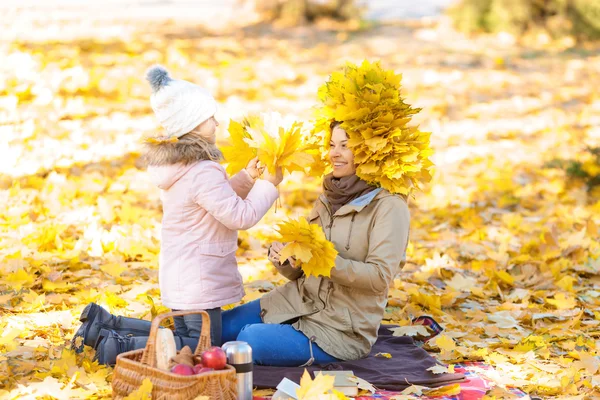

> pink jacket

[{"left": 148, "top": 161, "right": 278, "bottom": 310}]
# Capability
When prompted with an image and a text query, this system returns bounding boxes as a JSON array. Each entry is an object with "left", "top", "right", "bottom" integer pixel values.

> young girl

[{"left": 71, "top": 66, "right": 282, "bottom": 365}]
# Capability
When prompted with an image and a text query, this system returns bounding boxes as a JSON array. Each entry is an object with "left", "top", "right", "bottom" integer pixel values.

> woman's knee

[
  {"left": 221, "top": 301, "right": 263, "bottom": 343},
  {"left": 236, "top": 324, "right": 277, "bottom": 363},
  {"left": 236, "top": 324, "right": 263, "bottom": 344}
]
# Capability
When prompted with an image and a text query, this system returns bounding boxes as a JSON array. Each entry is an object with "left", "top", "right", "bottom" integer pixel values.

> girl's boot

[
  {"left": 71, "top": 302, "right": 152, "bottom": 353},
  {"left": 93, "top": 329, "right": 198, "bottom": 366}
]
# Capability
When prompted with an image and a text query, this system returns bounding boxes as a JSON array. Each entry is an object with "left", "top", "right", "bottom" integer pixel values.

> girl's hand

[
  {"left": 245, "top": 157, "right": 264, "bottom": 180},
  {"left": 263, "top": 166, "right": 284, "bottom": 186},
  {"left": 269, "top": 241, "right": 298, "bottom": 268}
]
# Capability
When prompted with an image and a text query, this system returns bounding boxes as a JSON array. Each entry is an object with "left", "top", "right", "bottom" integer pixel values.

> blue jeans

[
  {"left": 173, "top": 307, "right": 222, "bottom": 347},
  {"left": 222, "top": 300, "right": 340, "bottom": 366}
]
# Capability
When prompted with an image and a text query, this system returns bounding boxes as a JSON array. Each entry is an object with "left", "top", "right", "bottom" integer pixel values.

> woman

[{"left": 220, "top": 120, "right": 410, "bottom": 366}]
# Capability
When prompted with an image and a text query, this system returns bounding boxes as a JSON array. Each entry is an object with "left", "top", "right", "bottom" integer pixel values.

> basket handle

[{"left": 140, "top": 310, "right": 211, "bottom": 368}]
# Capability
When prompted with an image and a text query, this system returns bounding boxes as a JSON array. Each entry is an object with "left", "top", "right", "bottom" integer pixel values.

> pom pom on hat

[
  {"left": 146, "top": 65, "right": 172, "bottom": 93},
  {"left": 146, "top": 65, "right": 217, "bottom": 138}
]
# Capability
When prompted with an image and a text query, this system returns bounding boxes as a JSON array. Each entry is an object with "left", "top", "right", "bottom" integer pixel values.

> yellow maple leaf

[
  {"left": 494, "top": 270, "right": 515, "bottom": 286},
  {"left": 399, "top": 384, "right": 430, "bottom": 396},
  {"left": 446, "top": 273, "right": 478, "bottom": 292},
  {"left": 124, "top": 378, "right": 153, "bottom": 400},
  {"left": 297, "top": 370, "right": 336, "bottom": 399},
  {"left": 547, "top": 292, "right": 577, "bottom": 310},
  {"left": 331, "top": 389, "right": 350, "bottom": 399},
  {"left": 221, "top": 119, "right": 256, "bottom": 175},
  {"left": 424, "top": 383, "right": 461, "bottom": 396},
  {"left": 390, "top": 325, "right": 430, "bottom": 337},
  {"left": 51, "top": 348, "right": 78, "bottom": 375},
  {"left": 432, "top": 334, "right": 456, "bottom": 352},
  {"left": 555, "top": 275, "right": 575, "bottom": 292},
  {"left": 104, "top": 292, "right": 128, "bottom": 310},
  {"left": 100, "top": 263, "right": 126, "bottom": 279},
  {"left": 374, "top": 352, "right": 392, "bottom": 359},
  {"left": 6, "top": 268, "right": 35, "bottom": 292},
  {"left": 276, "top": 218, "right": 338, "bottom": 278},
  {"left": 348, "top": 376, "right": 376, "bottom": 393},
  {"left": 0, "top": 327, "right": 22, "bottom": 351}
]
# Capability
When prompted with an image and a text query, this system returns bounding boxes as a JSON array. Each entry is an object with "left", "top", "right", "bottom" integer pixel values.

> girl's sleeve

[
  {"left": 328, "top": 197, "right": 410, "bottom": 292},
  {"left": 192, "top": 163, "right": 278, "bottom": 230},
  {"left": 229, "top": 169, "right": 254, "bottom": 199}
]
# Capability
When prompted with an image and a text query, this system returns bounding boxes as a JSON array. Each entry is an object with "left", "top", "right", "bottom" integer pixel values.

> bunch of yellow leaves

[
  {"left": 313, "top": 60, "right": 434, "bottom": 195},
  {"left": 276, "top": 218, "right": 338, "bottom": 278},
  {"left": 221, "top": 111, "right": 315, "bottom": 176}
]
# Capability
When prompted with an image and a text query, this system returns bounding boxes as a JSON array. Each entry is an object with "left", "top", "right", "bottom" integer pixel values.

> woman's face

[
  {"left": 194, "top": 116, "right": 219, "bottom": 144},
  {"left": 329, "top": 125, "right": 356, "bottom": 178}
]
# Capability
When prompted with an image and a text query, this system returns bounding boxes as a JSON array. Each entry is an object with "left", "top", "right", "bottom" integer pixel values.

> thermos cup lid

[{"left": 222, "top": 341, "right": 253, "bottom": 365}]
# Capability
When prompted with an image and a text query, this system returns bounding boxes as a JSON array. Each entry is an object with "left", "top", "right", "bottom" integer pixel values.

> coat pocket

[
  {"left": 323, "top": 306, "right": 353, "bottom": 333},
  {"left": 196, "top": 240, "right": 237, "bottom": 257},
  {"left": 190, "top": 240, "right": 241, "bottom": 298}
]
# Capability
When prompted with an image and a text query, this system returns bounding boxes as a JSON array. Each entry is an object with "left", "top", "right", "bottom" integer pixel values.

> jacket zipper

[{"left": 345, "top": 213, "right": 356, "bottom": 251}]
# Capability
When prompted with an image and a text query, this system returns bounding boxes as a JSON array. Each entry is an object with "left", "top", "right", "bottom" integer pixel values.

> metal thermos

[{"left": 222, "top": 341, "right": 253, "bottom": 400}]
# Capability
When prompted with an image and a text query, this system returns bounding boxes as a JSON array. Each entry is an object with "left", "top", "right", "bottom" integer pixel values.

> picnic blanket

[
  {"left": 253, "top": 325, "right": 466, "bottom": 391},
  {"left": 355, "top": 362, "right": 529, "bottom": 399},
  {"left": 253, "top": 362, "right": 529, "bottom": 399}
]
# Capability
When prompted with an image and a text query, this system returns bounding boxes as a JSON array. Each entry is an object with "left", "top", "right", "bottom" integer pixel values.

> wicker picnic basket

[{"left": 112, "top": 310, "right": 237, "bottom": 400}]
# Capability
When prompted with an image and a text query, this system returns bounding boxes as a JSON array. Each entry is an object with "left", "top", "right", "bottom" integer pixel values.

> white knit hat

[{"left": 146, "top": 65, "right": 217, "bottom": 138}]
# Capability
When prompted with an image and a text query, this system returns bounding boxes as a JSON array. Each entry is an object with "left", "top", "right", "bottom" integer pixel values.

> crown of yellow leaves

[{"left": 313, "top": 60, "right": 434, "bottom": 195}]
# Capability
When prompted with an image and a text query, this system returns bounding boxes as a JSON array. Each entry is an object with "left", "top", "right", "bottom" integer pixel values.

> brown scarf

[{"left": 322, "top": 173, "right": 377, "bottom": 214}]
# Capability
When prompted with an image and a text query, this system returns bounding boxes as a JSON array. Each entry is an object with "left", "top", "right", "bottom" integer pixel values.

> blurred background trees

[
  {"left": 248, "top": 0, "right": 363, "bottom": 25},
  {"left": 448, "top": 0, "right": 600, "bottom": 40}
]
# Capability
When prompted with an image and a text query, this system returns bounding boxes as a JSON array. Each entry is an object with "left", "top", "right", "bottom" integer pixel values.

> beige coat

[{"left": 260, "top": 188, "right": 410, "bottom": 361}]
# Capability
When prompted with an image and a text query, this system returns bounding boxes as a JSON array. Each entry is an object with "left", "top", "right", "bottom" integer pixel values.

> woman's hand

[
  {"left": 263, "top": 166, "right": 284, "bottom": 186},
  {"left": 269, "top": 241, "right": 298, "bottom": 268},
  {"left": 245, "top": 157, "right": 264, "bottom": 180}
]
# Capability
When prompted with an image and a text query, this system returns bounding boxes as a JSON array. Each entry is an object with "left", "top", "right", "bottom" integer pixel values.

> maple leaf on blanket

[
  {"left": 313, "top": 60, "right": 434, "bottom": 195},
  {"left": 276, "top": 218, "right": 338, "bottom": 278},
  {"left": 221, "top": 111, "right": 315, "bottom": 176},
  {"left": 297, "top": 369, "right": 349, "bottom": 400}
]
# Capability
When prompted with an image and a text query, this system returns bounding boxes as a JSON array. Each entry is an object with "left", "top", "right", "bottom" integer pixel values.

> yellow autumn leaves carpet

[{"left": 1, "top": 7, "right": 600, "bottom": 400}]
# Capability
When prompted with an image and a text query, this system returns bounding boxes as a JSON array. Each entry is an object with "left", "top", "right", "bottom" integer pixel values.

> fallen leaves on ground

[{"left": 1, "top": 4, "right": 600, "bottom": 399}]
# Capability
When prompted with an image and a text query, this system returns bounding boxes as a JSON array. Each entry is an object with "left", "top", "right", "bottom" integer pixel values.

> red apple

[
  {"left": 171, "top": 364, "right": 194, "bottom": 376},
  {"left": 192, "top": 364, "right": 206, "bottom": 374},
  {"left": 194, "top": 366, "right": 214, "bottom": 374},
  {"left": 200, "top": 346, "right": 227, "bottom": 370}
]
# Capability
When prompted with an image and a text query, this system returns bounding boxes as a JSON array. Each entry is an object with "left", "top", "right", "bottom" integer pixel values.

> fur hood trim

[{"left": 142, "top": 134, "right": 223, "bottom": 167}]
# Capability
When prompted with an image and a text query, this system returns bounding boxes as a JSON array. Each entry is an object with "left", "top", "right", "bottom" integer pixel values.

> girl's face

[
  {"left": 194, "top": 116, "right": 219, "bottom": 144},
  {"left": 329, "top": 125, "right": 356, "bottom": 178}
]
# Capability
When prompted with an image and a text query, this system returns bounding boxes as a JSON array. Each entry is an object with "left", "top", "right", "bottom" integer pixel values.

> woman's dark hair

[{"left": 330, "top": 120, "right": 341, "bottom": 132}]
